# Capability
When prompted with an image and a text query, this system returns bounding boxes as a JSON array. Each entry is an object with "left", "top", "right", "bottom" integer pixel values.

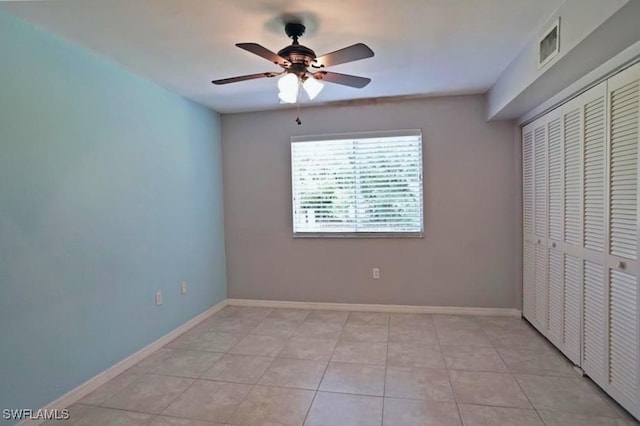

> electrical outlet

[
  {"left": 180, "top": 281, "right": 187, "bottom": 295},
  {"left": 372, "top": 268, "right": 380, "bottom": 279},
  {"left": 155, "top": 291, "right": 162, "bottom": 306}
]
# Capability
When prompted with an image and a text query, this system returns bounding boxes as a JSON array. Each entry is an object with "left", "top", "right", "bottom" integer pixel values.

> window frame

[{"left": 290, "top": 129, "right": 424, "bottom": 238}]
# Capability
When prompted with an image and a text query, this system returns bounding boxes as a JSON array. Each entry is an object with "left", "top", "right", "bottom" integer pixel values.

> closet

[{"left": 522, "top": 62, "right": 640, "bottom": 419}]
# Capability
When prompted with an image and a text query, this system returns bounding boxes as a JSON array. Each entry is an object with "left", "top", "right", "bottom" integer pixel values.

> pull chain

[{"left": 295, "top": 84, "right": 302, "bottom": 125}]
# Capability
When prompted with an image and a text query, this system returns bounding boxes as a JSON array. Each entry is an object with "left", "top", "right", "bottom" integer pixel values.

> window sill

[{"left": 293, "top": 232, "right": 423, "bottom": 239}]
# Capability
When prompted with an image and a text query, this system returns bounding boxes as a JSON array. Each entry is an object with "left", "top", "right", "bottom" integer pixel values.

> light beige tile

[
  {"left": 387, "top": 342, "right": 445, "bottom": 369},
  {"left": 305, "top": 310, "right": 349, "bottom": 324},
  {"left": 537, "top": 410, "right": 637, "bottom": 425},
  {"left": 267, "top": 308, "right": 310, "bottom": 322},
  {"left": 201, "top": 353, "right": 273, "bottom": 384},
  {"left": 477, "top": 316, "right": 533, "bottom": 330},
  {"left": 103, "top": 374, "right": 193, "bottom": 414},
  {"left": 228, "top": 334, "right": 288, "bottom": 357},
  {"left": 442, "top": 345, "right": 508, "bottom": 372},
  {"left": 201, "top": 318, "right": 261, "bottom": 335},
  {"left": 79, "top": 370, "right": 141, "bottom": 405},
  {"left": 458, "top": 404, "right": 544, "bottom": 426},
  {"left": 163, "top": 380, "right": 251, "bottom": 423},
  {"left": 150, "top": 417, "right": 225, "bottom": 426},
  {"left": 250, "top": 318, "right": 302, "bottom": 338},
  {"left": 319, "top": 361, "right": 385, "bottom": 396},
  {"left": 347, "top": 311, "right": 390, "bottom": 326},
  {"left": 304, "top": 392, "right": 383, "bottom": 426},
  {"left": 278, "top": 337, "right": 337, "bottom": 361},
  {"left": 294, "top": 321, "right": 343, "bottom": 340},
  {"left": 436, "top": 328, "right": 492, "bottom": 347},
  {"left": 389, "top": 324, "right": 439, "bottom": 345},
  {"left": 385, "top": 366, "right": 454, "bottom": 402},
  {"left": 515, "top": 374, "right": 617, "bottom": 417},
  {"left": 496, "top": 346, "right": 575, "bottom": 376},
  {"left": 214, "top": 306, "right": 272, "bottom": 321},
  {"left": 130, "top": 348, "right": 175, "bottom": 372},
  {"left": 340, "top": 323, "right": 388, "bottom": 343},
  {"left": 449, "top": 370, "right": 531, "bottom": 409},
  {"left": 229, "top": 385, "right": 314, "bottom": 426},
  {"left": 600, "top": 394, "right": 640, "bottom": 425},
  {"left": 134, "top": 348, "right": 223, "bottom": 378},
  {"left": 42, "top": 405, "right": 153, "bottom": 426},
  {"left": 331, "top": 340, "right": 387, "bottom": 365},
  {"left": 390, "top": 313, "right": 434, "bottom": 327},
  {"left": 383, "top": 398, "right": 461, "bottom": 426},
  {"left": 433, "top": 315, "right": 482, "bottom": 331},
  {"left": 258, "top": 358, "right": 327, "bottom": 390},
  {"left": 484, "top": 327, "right": 553, "bottom": 351},
  {"left": 166, "top": 330, "right": 244, "bottom": 353}
]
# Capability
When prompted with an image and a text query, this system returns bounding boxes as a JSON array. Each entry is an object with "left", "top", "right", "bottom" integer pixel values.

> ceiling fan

[{"left": 212, "top": 22, "right": 374, "bottom": 105}]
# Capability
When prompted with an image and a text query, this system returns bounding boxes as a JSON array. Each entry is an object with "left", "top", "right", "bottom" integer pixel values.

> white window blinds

[{"left": 291, "top": 130, "right": 423, "bottom": 236}]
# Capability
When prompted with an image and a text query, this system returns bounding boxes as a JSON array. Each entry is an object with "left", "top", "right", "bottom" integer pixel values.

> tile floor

[{"left": 45, "top": 307, "right": 639, "bottom": 425}]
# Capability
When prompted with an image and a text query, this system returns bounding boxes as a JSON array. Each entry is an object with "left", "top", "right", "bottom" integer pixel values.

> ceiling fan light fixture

[
  {"left": 303, "top": 77, "right": 324, "bottom": 100},
  {"left": 278, "top": 73, "right": 299, "bottom": 103}
]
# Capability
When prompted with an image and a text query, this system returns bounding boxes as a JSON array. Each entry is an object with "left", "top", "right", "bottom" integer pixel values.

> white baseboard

[
  {"left": 226, "top": 298, "right": 521, "bottom": 317},
  {"left": 18, "top": 299, "right": 228, "bottom": 426}
]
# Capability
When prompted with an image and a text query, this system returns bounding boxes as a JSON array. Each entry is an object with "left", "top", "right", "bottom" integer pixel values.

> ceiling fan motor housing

[{"left": 278, "top": 23, "right": 317, "bottom": 78}]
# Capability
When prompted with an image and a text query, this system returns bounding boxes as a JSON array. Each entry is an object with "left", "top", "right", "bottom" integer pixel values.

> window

[{"left": 291, "top": 130, "right": 423, "bottom": 236}]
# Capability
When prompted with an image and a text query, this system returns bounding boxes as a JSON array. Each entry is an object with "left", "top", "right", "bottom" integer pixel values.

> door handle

[{"left": 617, "top": 261, "right": 626, "bottom": 270}]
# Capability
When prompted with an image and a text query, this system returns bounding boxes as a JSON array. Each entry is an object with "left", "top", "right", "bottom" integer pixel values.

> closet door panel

[
  {"left": 522, "top": 123, "right": 537, "bottom": 323},
  {"left": 523, "top": 127, "right": 535, "bottom": 238},
  {"left": 548, "top": 115, "right": 564, "bottom": 244},
  {"left": 563, "top": 104, "right": 583, "bottom": 249},
  {"left": 609, "top": 269, "right": 639, "bottom": 402},
  {"left": 583, "top": 260, "right": 607, "bottom": 381},
  {"left": 583, "top": 92, "right": 607, "bottom": 253},
  {"left": 603, "top": 63, "right": 640, "bottom": 417},
  {"left": 609, "top": 75, "right": 639, "bottom": 261},
  {"left": 523, "top": 239, "right": 536, "bottom": 322},
  {"left": 563, "top": 253, "right": 582, "bottom": 364},
  {"left": 534, "top": 123, "right": 548, "bottom": 242},
  {"left": 547, "top": 247, "right": 564, "bottom": 343},
  {"left": 533, "top": 120, "right": 548, "bottom": 331}
]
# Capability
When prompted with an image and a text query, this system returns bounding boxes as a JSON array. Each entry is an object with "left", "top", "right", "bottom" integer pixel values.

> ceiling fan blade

[
  {"left": 212, "top": 72, "right": 280, "bottom": 85},
  {"left": 236, "top": 43, "right": 290, "bottom": 67},
  {"left": 313, "top": 43, "right": 374, "bottom": 68},
  {"left": 313, "top": 71, "right": 371, "bottom": 88}
]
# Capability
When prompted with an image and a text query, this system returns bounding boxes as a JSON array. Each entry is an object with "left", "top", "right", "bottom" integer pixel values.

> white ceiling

[{"left": 1, "top": 0, "right": 565, "bottom": 113}]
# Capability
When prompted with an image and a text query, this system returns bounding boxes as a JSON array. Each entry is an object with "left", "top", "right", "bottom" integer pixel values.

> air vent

[{"left": 539, "top": 18, "right": 560, "bottom": 69}]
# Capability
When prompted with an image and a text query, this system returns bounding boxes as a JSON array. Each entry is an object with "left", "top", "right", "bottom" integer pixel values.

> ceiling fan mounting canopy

[{"left": 211, "top": 21, "right": 374, "bottom": 90}]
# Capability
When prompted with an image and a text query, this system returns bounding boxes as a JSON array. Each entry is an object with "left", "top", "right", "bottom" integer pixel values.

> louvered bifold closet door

[
  {"left": 560, "top": 94, "right": 585, "bottom": 366},
  {"left": 522, "top": 123, "right": 537, "bottom": 322},
  {"left": 581, "top": 82, "right": 609, "bottom": 385},
  {"left": 604, "top": 63, "right": 640, "bottom": 417},
  {"left": 547, "top": 110, "right": 564, "bottom": 344},
  {"left": 534, "top": 119, "right": 549, "bottom": 331}
]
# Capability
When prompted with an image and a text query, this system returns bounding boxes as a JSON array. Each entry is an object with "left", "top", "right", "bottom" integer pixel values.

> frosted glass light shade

[
  {"left": 303, "top": 77, "right": 324, "bottom": 100},
  {"left": 278, "top": 74, "right": 299, "bottom": 103}
]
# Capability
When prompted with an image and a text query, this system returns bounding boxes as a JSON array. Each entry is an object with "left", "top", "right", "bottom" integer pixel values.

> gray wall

[{"left": 222, "top": 95, "right": 519, "bottom": 308}]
